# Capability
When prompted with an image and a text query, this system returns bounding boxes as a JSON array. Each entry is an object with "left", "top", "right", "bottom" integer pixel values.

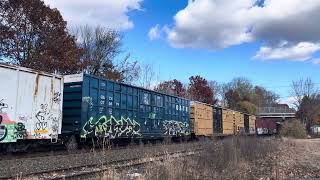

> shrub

[{"left": 280, "top": 120, "right": 307, "bottom": 139}]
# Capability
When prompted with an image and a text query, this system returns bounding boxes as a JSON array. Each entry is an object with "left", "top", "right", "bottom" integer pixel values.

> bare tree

[
  {"left": 230, "top": 77, "right": 253, "bottom": 101},
  {"left": 208, "top": 80, "right": 220, "bottom": 104},
  {"left": 291, "top": 78, "right": 318, "bottom": 109},
  {"left": 218, "top": 83, "right": 232, "bottom": 107},
  {"left": 75, "top": 25, "right": 139, "bottom": 83},
  {"left": 291, "top": 78, "right": 320, "bottom": 131},
  {"left": 138, "top": 63, "right": 157, "bottom": 90}
]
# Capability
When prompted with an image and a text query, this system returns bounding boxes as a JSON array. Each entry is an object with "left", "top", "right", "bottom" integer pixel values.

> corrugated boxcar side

[
  {"left": 62, "top": 74, "right": 83, "bottom": 135},
  {"left": 222, "top": 109, "right": 235, "bottom": 135},
  {"left": 190, "top": 102, "right": 213, "bottom": 136},
  {"left": 234, "top": 111, "right": 244, "bottom": 134},
  {"left": 63, "top": 74, "right": 190, "bottom": 140},
  {"left": 0, "top": 64, "right": 63, "bottom": 143}
]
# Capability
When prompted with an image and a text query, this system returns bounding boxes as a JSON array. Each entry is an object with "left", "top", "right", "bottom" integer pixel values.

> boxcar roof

[
  {"left": 191, "top": 100, "right": 255, "bottom": 116},
  {"left": 0, "top": 63, "right": 63, "bottom": 78}
]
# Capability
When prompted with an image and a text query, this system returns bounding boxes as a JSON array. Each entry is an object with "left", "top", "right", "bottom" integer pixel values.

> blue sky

[{"left": 44, "top": 0, "right": 320, "bottom": 103}]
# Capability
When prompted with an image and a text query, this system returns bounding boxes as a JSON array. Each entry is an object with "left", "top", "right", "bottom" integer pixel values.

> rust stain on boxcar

[
  {"left": 50, "top": 78, "right": 54, "bottom": 108},
  {"left": 33, "top": 74, "right": 40, "bottom": 99}
]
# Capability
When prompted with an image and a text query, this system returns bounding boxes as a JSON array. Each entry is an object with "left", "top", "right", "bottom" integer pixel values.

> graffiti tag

[
  {"left": 0, "top": 99, "right": 8, "bottom": 113},
  {"left": 83, "top": 97, "right": 93, "bottom": 109},
  {"left": 34, "top": 104, "right": 61, "bottom": 138},
  {"left": 0, "top": 122, "right": 27, "bottom": 142},
  {"left": 14, "top": 123, "right": 27, "bottom": 139},
  {"left": 53, "top": 92, "right": 61, "bottom": 104},
  {"left": 81, "top": 116, "right": 141, "bottom": 139},
  {"left": 163, "top": 120, "right": 190, "bottom": 136},
  {"left": 35, "top": 104, "right": 49, "bottom": 131},
  {"left": 0, "top": 125, "right": 7, "bottom": 141},
  {"left": 0, "top": 99, "right": 8, "bottom": 142}
]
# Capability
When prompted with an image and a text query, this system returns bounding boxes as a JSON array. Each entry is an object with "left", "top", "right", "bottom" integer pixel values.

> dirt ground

[{"left": 277, "top": 138, "right": 320, "bottom": 179}]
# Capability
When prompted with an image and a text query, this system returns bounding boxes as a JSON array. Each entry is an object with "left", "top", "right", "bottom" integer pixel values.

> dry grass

[
  {"left": 58, "top": 137, "right": 320, "bottom": 180},
  {"left": 101, "top": 137, "right": 281, "bottom": 180}
]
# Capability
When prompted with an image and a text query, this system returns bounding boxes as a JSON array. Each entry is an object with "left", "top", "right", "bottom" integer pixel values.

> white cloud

[
  {"left": 167, "top": 0, "right": 254, "bottom": 49},
  {"left": 43, "top": 0, "right": 142, "bottom": 30},
  {"left": 254, "top": 42, "right": 320, "bottom": 61},
  {"left": 148, "top": 24, "right": 161, "bottom": 40},
  {"left": 161, "top": 0, "right": 320, "bottom": 61},
  {"left": 313, "top": 58, "right": 320, "bottom": 65},
  {"left": 279, "top": 96, "right": 296, "bottom": 109}
]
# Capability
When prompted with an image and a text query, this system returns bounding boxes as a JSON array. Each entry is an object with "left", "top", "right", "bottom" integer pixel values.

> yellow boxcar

[
  {"left": 234, "top": 111, "right": 245, "bottom": 134},
  {"left": 190, "top": 103, "right": 256, "bottom": 137},
  {"left": 222, "top": 109, "right": 235, "bottom": 135},
  {"left": 190, "top": 102, "right": 213, "bottom": 136}
]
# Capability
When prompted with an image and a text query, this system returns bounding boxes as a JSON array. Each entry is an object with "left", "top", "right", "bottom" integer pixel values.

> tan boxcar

[
  {"left": 234, "top": 111, "right": 245, "bottom": 134},
  {"left": 190, "top": 102, "right": 213, "bottom": 136},
  {"left": 222, "top": 109, "right": 235, "bottom": 135},
  {"left": 190, "top": 102, "right": 256, "bottom": 137}
]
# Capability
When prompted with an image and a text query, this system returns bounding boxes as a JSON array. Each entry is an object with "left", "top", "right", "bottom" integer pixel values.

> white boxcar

[{"left": 0, "top": 64, "right": 63, "bottom": 143}]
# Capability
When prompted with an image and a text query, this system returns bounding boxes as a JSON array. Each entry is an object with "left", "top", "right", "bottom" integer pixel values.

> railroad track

[
  {"left": 0, "top": 140, "right": 194, "bottom": 161},
  {"left": 0, "top": 137, "right": 270, "bottom": 162},
  {"left": 0, "top": 141, "right": 207, "bottom": 179},
  {"left": 22, "top": 149, "right": 203, "bottom": 180}
]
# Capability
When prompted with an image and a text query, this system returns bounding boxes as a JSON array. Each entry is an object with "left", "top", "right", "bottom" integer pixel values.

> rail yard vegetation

[
  {"left": 2, "top": 137, "right": 318, "bottom": 179},
  {"left": 99, "top": 137, "right": 320, "bottom": 180},
  {"left": 280, "top": 120, "right": 307, "bottom": 139}
]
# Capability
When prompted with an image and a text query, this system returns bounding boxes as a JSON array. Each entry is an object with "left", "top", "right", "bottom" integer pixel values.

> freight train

[
  {"left": 0, "top": 64, "right": 256, "bottom": 152},
  {"left": 190, "top": 102, "right": 256, "bottom": 137}
]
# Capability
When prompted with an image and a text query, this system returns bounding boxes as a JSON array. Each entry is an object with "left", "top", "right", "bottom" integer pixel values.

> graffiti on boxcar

[
  {"left": 0, "top": 100, "right": 28, "bottom": 142},
  {"left": 0, "top": 125, "right": 7, "bottom": 141},
  {"left": 0, "top": 99, "right": 8, "bottom": 113},
  {"left": 81, "top": 116, "right": 141, "bottom": 139},
  {"left": 49, "top": 113, "right": 61, "bottom": 138},
  {"left": 0, "top": 112, "right": 7, "bottom": 141},
  {"left": 163, "top": 120, "right": 190, "bottom": 136},
  {"left": 18, "top": 115, "right": 30, "bottom": 123},
  {"left": 53, "top": 92, "right": 61, "bottom": 104},
  {"left": 0, "top": 99, "right": 9, "bottom": 142},
  {"left": 83, "top": 96, "right": 93, "bottom": 110},
  {"left": 35, "top": 104, "right": 49, "bottom": 132},
  {"left": 0, "top": 123, "right": 28, "bottom": 143},
  {"left": 34, "top": 104, "right": 61, "bottom": 138},
  {"left": 14, "top": 122, "right": 27, "bottom": 139}
]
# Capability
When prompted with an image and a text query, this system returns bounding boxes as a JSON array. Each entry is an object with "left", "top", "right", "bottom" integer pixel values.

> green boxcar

[{"left": 62, "top": 73, "right": 190, "bottom": 141}]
